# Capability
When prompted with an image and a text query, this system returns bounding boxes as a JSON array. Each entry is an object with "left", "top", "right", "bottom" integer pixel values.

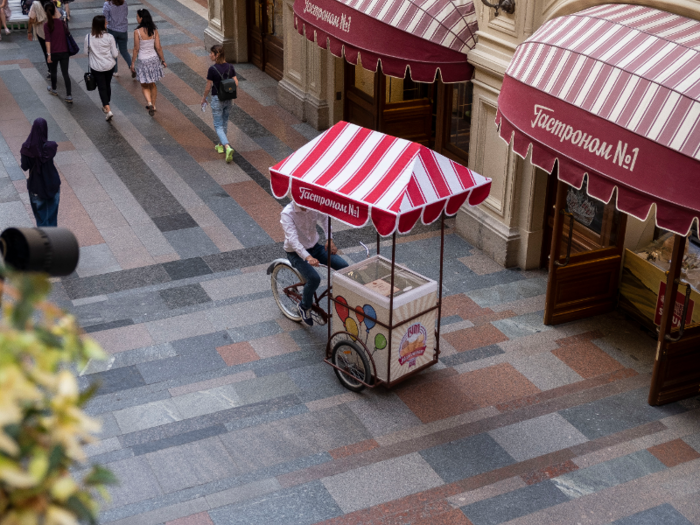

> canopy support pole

[
  {"left": 436, "top": 213, "right": 445, "bottom": 356},
  {"left": 376, "top": 233, "right": 380, "bottom": 256},
  {"left": 387, "top": 231, "right": 396, "bottom": 385},
  {"left": 327, "top": 216, "right": 332, "bottom": 344},
  {"left": 649, "top": 233, "right": 686, "bottom": 405}
]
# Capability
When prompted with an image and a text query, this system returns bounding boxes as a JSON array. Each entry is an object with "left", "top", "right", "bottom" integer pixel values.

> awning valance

[
  {"left": 293, "top": 0, "right": 478, "bottom": 82},
  {"left": 496, "top": 4, "right": 700, "bottom": 236},
  {"left": 270, "top": 121, "right": 491, "bottom": 236}
]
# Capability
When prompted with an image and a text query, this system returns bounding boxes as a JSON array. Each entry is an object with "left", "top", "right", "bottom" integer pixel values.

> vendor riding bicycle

[{"left": 281, "top": 202, "right": 349, "bottom": 326}]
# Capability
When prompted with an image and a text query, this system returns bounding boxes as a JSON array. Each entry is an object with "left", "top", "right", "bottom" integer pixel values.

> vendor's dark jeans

[{"left": 287, "top": 243, "right": 348, "bottom": 310}]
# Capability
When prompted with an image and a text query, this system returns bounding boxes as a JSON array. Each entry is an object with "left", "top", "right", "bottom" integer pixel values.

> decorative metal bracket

[{"left": 481, "top": 0, "right": 515, "bottom": 16}]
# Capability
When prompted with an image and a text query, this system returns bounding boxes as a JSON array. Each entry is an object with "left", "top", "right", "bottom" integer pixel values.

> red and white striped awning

[
  {"left": 496, "top": 4, "right": 700, "bottom": 236},
  {"left": 293, "top": 0, "right": 478, "bottom": 82},
  {"left": 270, "top": 122, "right": 491, "bottom": 236}
]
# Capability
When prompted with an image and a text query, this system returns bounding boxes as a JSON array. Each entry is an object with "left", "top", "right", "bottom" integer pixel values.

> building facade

[{"left": 205, "top": 0, "right": 700, "bottom": 270}]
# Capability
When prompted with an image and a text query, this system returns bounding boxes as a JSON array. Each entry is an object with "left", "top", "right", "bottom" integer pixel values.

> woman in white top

[
  {"left": 27, "top": 1, "right": 49, "bottom": 77},
  {"left": 84, "top": 15, "right": 118, "bottom": 121},
  {"left": 130, "top": 9, "right": 166, "bottom": 116}
]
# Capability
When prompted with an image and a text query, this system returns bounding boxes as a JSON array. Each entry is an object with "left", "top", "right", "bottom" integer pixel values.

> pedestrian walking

[
  {"left": 0, "top": 0, "right": 11, "bottom": 39},
  {"left": 62, "top": 0, "right": 72, "bottom": 20},
  {"left": 20, "top": 118, "right": 61, "bottom": 228},
  {"left": 103, "top": 0, "right": 133, "bottom": 78},
  {"left": 130, "top": 9, "right": 165, "bottom": 116},
  {"left": 85, "top": 15, "right": 117, "bottom": 121},
  {"left": 27, "top": 1, "right": 50, "bottom": 78},
  {"left": 44, "top": 2, "right": 72, "bottom": 103},
  {"left": 201, "top": 45, "right": 238, "bottom": 164}
]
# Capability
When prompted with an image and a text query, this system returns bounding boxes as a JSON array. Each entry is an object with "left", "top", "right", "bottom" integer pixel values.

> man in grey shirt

[{"left": 281, "top": 202, "right": 349, "bottom": 326}]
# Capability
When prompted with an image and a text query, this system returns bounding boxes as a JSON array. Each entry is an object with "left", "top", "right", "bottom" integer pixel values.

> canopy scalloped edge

[
  {"left": 270, "top": 169, "right": 491, "bottom": 237},
  {"left": 294, "top": 15, "right": 473, "bottom": 84},
  {"left": 494, "top": 109, "right": 699, "bottom": 238}
]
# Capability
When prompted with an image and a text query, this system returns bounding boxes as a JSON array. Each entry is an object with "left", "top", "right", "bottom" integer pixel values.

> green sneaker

[
  {"left": 214, "top": 144, "right": 224, "bottom": 154},
  {"left": 225, "top": 146, "right": 234, "bottom": 164}
]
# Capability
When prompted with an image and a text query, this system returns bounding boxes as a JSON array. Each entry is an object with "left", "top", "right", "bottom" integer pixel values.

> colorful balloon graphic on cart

[{"left": 335, "top": 297, "right": 384, "bottom": 351}]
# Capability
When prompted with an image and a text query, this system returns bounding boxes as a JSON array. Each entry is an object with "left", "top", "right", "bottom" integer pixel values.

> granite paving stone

[
  {"left": 460, "top": 480, "right": 570, "bottom": 525},
  {"left": 321, "top": 453, "right": 444, "bottom": 514},
  {"left": 146, "top": 436, "right": 242, "bottom": 494},
  {"left": 113, "top": 399, "right": 184, "bottom": 435},
  {"left": 560, "top": 387, "right": 688, "bottom": 440},
  {"left": 160, "top": 283, "right": 213, "bottom": 309},
  {"left": 489, "top": 413, "right": 589, "bottom": 462},
  {"left": 611, "top": 503, "right": 694, "bottom": 525},
  {"left": 553, "top": 450, "right": 666, "bottom": 498},
  {"left": 208, "top": 481, "right": 342, "bottom": 525}
]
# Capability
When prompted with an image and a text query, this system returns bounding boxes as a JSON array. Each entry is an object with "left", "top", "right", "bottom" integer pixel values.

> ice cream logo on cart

[{"left": 399, "top": 323, "right": 427, "bottom": 367}]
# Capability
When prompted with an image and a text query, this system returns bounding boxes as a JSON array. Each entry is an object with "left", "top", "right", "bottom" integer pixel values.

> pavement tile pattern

[{"left": 1, "top": 0, "right": 699, "bottom": 523}]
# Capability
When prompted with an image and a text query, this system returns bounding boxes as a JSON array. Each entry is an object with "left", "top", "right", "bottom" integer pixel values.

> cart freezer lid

[{"left": 270, "top": 121, "right": 492, "bottom": 236}]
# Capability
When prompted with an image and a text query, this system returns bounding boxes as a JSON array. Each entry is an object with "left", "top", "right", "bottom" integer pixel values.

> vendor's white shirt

[
  {"left": 84, "top": 32, "right": 118, "bottom": 72},
  {"left": 281, "top": 203, "right": 331, "bottom": 259}
]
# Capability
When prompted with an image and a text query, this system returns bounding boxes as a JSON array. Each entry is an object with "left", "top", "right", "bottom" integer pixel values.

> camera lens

[{"left": 1, "top": 227, "right": 79, "bottom": 277}]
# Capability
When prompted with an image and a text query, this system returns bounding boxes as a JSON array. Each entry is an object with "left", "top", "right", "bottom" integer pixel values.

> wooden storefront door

[
  {"left": 544, "top": 179, "right": 627, "bottom": 325},
  {"left": 247, "top": 0, "right": 284, "bottom": 81}
]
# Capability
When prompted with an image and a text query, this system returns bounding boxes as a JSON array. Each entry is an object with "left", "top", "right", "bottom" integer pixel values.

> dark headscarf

[{"left": 20, "top": 118, "right": 58, "bottom": 164}]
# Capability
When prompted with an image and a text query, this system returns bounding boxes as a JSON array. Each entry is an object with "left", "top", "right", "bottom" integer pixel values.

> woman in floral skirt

[{"left": 130, "top": 9, "right": 166, "bottom": 116}]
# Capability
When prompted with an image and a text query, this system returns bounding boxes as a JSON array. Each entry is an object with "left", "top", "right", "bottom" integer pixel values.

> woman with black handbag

[
  {"left": 44, "top": 2, "right": 73, "bottom": 103},
  {"left": 84, "top": 15, "right": 117, "bottom": 121}
]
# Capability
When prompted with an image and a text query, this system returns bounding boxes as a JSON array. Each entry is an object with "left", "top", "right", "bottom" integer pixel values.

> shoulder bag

[
  {"left": 84, "top": 35, "right": 97, "bottom": 91},
  {"left": 215, "top": 65, "right": 237, "bottom": 101},
  {"left": 64, "top": 20, "right": 80, "bottom": 56}
]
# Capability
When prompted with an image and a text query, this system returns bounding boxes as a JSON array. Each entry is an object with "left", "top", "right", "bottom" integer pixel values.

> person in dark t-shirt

[{"left": 201, "top": 45, "right": 238, "bottom": 163}]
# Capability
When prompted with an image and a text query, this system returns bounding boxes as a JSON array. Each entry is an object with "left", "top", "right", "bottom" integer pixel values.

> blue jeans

[
  {"left": 30, "top": 192, "right": 60, "bottom": 227},
  {"left": 210, "top": 97, "right": 232, "bottom": 147},
  {"left": 287, "top": 243, "right": 349, "bottom": 310},
  {"left": 108, "top": 29, "right": 132, "bottom": 73}
]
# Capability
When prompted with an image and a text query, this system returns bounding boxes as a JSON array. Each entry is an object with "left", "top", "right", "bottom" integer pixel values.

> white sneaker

[
  {"left": 4, "top": 28, "right": 9, "bottom": 35},
  {"left": 105, "top": 111, "right": 114, "bottom": 121},
  {"left": 113, "top": 72, "right": 119, "bottom": 77}
]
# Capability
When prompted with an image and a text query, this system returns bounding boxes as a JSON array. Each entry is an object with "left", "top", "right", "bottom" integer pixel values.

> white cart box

[{"left": 332, "top": 255, "right": 438, "bottom": 384}]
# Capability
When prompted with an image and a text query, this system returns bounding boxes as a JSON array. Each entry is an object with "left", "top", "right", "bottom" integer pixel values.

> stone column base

[
  {"left": 278, "top": 79, "right": 330, "bottom": 130},
  {"left": 456, "top": 205, "right": 521, "bottom": 268},
  {"left": 204, "top": 27, "right": 241, "bottom": 63}
]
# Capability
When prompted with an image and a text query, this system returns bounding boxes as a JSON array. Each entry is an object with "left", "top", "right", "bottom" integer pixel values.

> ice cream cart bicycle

[{"left": 267, "top": 122, "right": 491, "bottom": 392}]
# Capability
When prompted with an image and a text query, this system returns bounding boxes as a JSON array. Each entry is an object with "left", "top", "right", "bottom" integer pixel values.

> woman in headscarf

[{"left": 20, "top": 119, "right": 61, "bottom": 227}]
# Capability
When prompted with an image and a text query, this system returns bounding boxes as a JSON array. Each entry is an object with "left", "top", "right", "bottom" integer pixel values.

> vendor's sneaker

[
  {"left": 214, "top": 144, "right": 224, "bottom": 154},
  {"left": 298, "top": 305, "right": 313, "bottom": 327},
  {"left": 225, "top": 145, "right": 234, "bottom": 163}
]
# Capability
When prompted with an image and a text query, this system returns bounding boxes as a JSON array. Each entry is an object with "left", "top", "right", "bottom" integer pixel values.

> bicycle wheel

[
  {"left": 331, "top": 339, "right": 371, "bottom": 392},
  {"left": 271, "top": 263, "right": 303, "bottom": 322}
]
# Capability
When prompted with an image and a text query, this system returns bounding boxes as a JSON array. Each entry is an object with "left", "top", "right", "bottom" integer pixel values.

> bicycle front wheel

[{"left": 271, "top": 263, "right": 303, "bottom": 322}]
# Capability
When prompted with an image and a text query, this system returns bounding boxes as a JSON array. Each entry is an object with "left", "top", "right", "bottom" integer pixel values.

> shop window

[
  {"left": 441, "top": 82, "right": 472, "bottom": 162},
  {"left": 559, "top": 180, "right": 620, "bottom": 257}
]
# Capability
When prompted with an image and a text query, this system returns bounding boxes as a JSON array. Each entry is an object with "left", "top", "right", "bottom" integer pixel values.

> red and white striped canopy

[
  {"left": 294, "top": 0, "right": 477, "bottom": 82},
  {"left": 270, "top": 122, "right": 491, "bottom": 236},
  {"left": 497, "top": 4, "right": 700, "bottom": 236}
]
